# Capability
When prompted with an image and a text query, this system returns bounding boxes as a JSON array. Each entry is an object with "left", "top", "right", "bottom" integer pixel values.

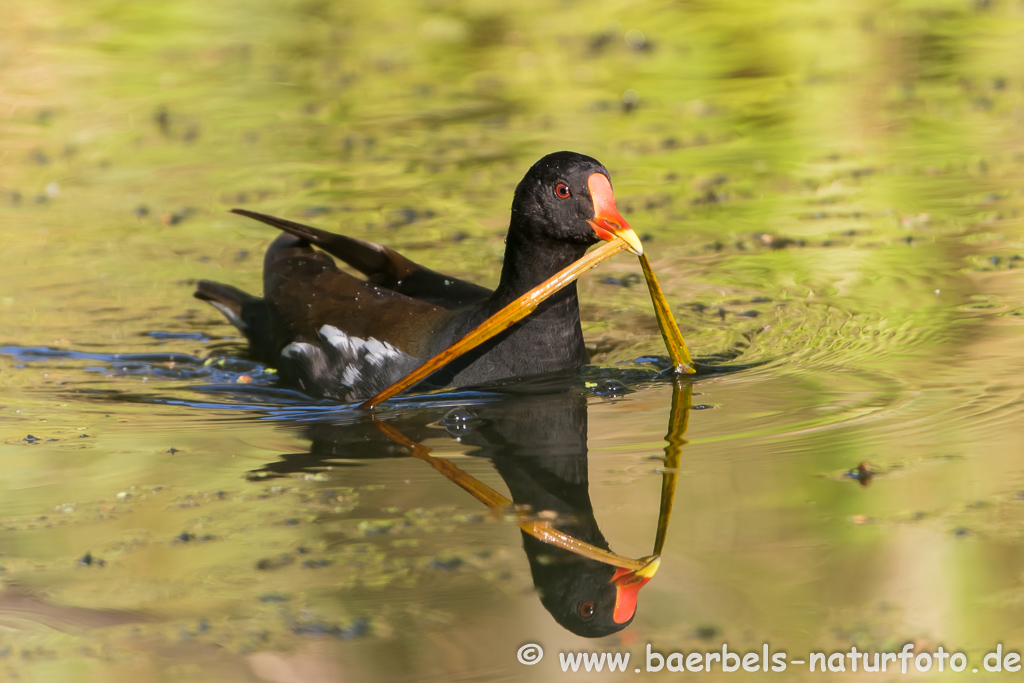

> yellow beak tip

[
  {"left": 637, "top": 555, "right": 661, "bottom": 578},
  {"left": 619, "top": 230, "right": 644, "bottom": 256}
]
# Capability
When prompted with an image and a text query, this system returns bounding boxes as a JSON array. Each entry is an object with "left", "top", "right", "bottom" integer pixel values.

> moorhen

[{"left": 195, "top": 151, "right": 641, "bottom": 401}]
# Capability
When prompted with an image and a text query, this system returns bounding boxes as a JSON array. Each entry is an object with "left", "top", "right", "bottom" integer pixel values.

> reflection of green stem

[
  {"left": 374, "top": 380, "right": 692, "bottom": 570},
  {"left": 373, "top": 420, "right": 647, "bottom": 570},
  {"left": 639, "top": 254, "right": 696, "bottom": 374},
  {"left": 652, "top": 379, "right": 692, "bottom": 557}
]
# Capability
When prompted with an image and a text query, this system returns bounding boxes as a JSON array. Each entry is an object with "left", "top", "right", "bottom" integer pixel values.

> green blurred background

[{"left": 2, "top": 0, "right": 1024, "bottom": 680}]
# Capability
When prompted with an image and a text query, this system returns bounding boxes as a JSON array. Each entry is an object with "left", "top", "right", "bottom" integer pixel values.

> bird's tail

[
  {"left": 194, "top": 280, "right": 256, "bottom": 330},
  {"left": 194, "top": 280, "right": 275, "bottom": 362}
]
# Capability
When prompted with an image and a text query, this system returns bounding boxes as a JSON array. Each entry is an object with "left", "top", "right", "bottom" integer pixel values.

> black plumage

[{"left": 195, "top": 151, "right": 638, "bottom": 401}]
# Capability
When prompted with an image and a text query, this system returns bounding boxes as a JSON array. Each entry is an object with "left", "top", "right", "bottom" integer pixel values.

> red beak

[
  {"left": 610, "top": 556, "right": 661, "bottom": 624},
  {"left": 587, "top": 173, "right": 644, "bottom": 255}
]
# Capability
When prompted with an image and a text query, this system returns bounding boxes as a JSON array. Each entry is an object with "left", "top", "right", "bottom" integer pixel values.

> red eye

[
  {"left": 579, "top": 602, "right": 595, "bottom": 619},
  {"left": 555, "top": 183, "right": 571, "bottom": 199}
]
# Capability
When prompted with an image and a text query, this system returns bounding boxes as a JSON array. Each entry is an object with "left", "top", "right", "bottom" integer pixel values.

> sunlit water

[{"left": 3, "top": 0, "right": 1024, "bottom": 680}]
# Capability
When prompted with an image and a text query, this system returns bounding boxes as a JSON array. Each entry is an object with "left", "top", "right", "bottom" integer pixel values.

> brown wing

[
  {"left": 256, "top": 235, "right": 465, "bottom": 400},
  {"left": 262, "top": 234, "right": 454, "bottom": 359},
  {"left": 231, "top": 209, "right": 492, "bottom": 309}
]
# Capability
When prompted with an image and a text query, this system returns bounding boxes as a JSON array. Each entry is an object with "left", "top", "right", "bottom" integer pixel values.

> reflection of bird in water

[
  {"left": 194, "top": 152, "right": 643, "bottom": 401},
  {"left": 456, "top": 388, "right": 649, "bottom": 638},
  {"left": 250, "top": 378, "right": 675, "bottom": 638}
]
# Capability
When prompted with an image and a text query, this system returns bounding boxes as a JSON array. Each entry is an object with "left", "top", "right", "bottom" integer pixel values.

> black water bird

[{"left": 195, "top": 152, "right": 642, "bottom": 401}]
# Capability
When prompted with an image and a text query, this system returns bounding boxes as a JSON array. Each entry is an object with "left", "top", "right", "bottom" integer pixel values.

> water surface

[{"left": 3, "top": 0, "right": 1024, "bottom": 680}]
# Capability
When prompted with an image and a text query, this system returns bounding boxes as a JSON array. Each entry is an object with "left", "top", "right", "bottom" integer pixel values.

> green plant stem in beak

[
  {"left": 639, "top": 253, "right": 696, "bottom": 374},
  {"left": 360, "top": 239, "right": 629, "bottom": 409}
]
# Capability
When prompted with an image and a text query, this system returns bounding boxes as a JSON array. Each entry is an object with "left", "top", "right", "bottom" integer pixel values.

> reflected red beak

[
  {"left": 610, "top": 555, "right": 661, "bottom": 624},
  {"left": 588, "top": 173, "right": 643, "bottom": 255}
]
